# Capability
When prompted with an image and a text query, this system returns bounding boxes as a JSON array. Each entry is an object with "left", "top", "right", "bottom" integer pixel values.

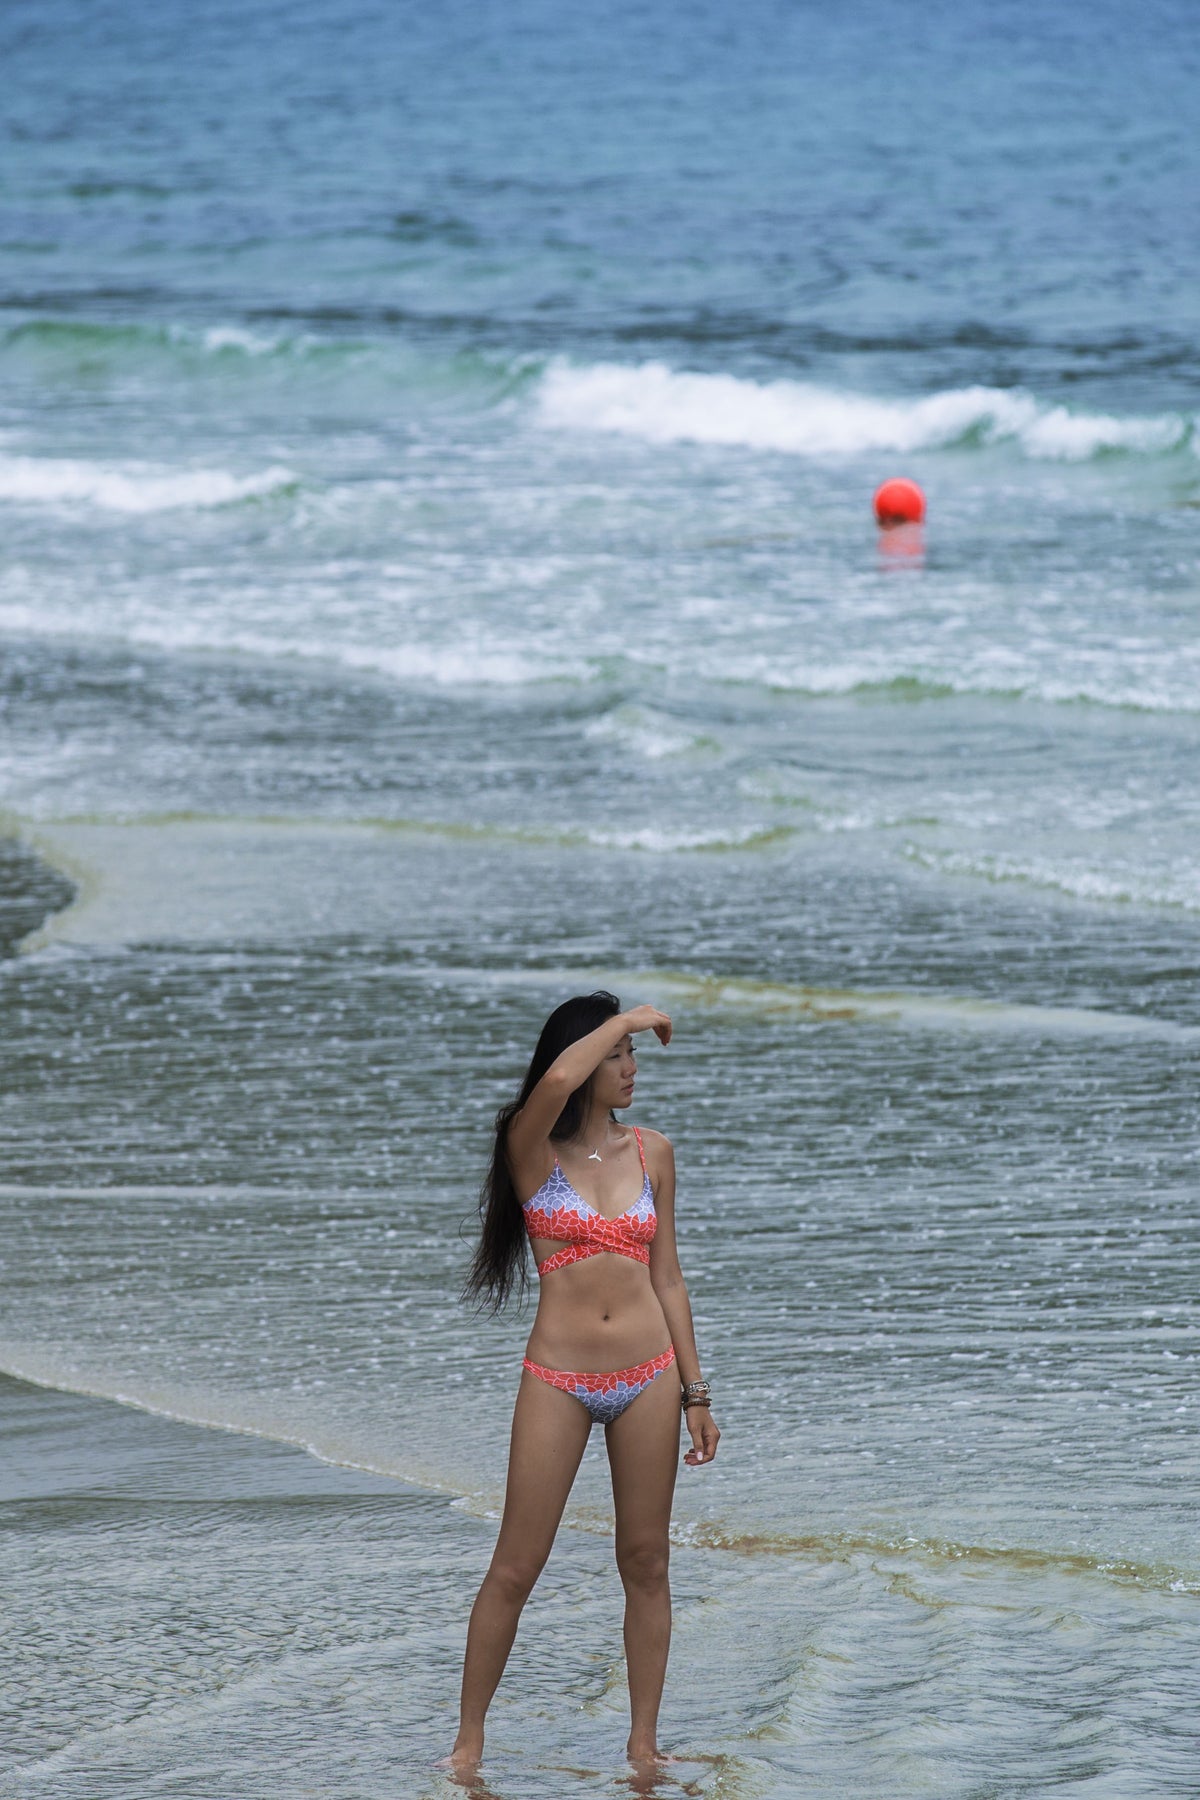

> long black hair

[{"left": 464, "top": 990, "right": 622, "bottom": 1311}]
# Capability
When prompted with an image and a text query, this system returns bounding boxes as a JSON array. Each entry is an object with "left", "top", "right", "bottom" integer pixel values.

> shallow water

[{"left": 3, "top": 0, "right": 1200, "bottom": 1793}]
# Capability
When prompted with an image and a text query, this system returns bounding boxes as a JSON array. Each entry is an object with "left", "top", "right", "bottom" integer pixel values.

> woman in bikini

[{"left": 447, "top": 990, "right": 720, "bottom": 1775}]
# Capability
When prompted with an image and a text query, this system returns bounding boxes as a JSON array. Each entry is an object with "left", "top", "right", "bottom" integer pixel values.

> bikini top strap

[{"left": 632, "top": 1126, "right": 646, "bottom": 1174}]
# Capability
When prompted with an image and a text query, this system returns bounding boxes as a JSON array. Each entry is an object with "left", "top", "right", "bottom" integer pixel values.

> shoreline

[{"left": 0, "top": 1366, "right": 415, "bottom": 1505}]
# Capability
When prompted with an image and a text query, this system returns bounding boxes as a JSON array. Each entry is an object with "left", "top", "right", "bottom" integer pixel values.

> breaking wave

[
  {"left": 536, "top": 359, "right": 1195, "bottom": 462},
  {"left": 0, "top": 453, "right": 297, "bottom": 514},
  {"left": 4, "top": 321, "right": 1193, "bottom": 469}
]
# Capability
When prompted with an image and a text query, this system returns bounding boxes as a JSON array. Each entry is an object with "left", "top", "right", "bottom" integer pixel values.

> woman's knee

[
  {"left": 615, "top": 1536, "right": 670, "bottom": 1592},
  {"left": 485, "top": 1552, "right": 545, "bottom": 1607}
]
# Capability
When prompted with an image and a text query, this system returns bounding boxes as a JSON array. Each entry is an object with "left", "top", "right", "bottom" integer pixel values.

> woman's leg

[
  {"left": 604, "top": 1363, "right": 681, "bottom": 1762},
  {"left": 450, "top": 1369, "right": 592, "bottom": 1766}
]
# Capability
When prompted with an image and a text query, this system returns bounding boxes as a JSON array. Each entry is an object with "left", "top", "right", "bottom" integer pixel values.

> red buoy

[{"left": 873, "top": 477, "right": 926, "bottom": 527}]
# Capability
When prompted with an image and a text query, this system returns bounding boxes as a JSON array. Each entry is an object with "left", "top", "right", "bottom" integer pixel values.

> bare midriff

[{"left": 524, "top": 1249, "right": 672, "bottom": 1372}]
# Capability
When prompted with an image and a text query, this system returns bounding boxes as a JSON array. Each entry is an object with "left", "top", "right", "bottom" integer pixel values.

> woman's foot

[
  {"left": 623, "top": 1743, "right": 685, "bottom": 1796},
  {"left": 436, "top": 1734, "right": 484, "bottom": 1783},
  {"left": 628, "top": 1736, "right": 682, "bottom": 1767}
]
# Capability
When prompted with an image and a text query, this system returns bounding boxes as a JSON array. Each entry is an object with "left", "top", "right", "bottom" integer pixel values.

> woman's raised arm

[{"left": 506, "top": 1004, "right": 671, "bottom": 1167}]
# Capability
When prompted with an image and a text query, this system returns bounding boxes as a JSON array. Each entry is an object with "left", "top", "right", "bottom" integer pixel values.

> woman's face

[{"left": 592, "top": 1032, "right": 637, "bottom": 1112}]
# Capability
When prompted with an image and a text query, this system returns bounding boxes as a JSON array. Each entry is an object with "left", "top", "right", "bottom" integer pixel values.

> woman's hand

[
  {"left": 683, "top": 1407, "right": 720, "bottom": 1466},
  {"left": 623, "top": 1004, "right": 672, "bottom": 1046}
]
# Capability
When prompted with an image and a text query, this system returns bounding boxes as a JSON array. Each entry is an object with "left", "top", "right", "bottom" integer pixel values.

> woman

[{"left": 447, "top": 991, "right": 720, "bottom": 1775}]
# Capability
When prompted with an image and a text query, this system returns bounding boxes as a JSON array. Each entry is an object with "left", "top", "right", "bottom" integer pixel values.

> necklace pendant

[{"left": 587, "top": 1148, "right": 602, "bottom": 1162}]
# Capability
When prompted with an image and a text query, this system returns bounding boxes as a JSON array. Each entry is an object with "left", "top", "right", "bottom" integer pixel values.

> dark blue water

[{"left": 5, "top": 0, "right": 1199, "bottom": 400}]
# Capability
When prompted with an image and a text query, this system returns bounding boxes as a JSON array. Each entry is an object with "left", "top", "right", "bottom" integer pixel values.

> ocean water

[{"left": 3, "top": 0, "right": 1200, "bottom": 1794}]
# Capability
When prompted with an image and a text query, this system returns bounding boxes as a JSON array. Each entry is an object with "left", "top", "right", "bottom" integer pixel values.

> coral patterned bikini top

[{"left": 523, "top": 1127, "right": 657, "bottom": 1276}]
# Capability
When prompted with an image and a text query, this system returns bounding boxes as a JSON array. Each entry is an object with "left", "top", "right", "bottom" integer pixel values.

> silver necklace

[{"left": 586, "top": 1128, "right": 616, "bottom": 1163}]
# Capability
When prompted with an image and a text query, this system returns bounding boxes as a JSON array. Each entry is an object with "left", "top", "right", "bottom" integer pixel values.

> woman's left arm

[{"left": 646, "top": 1132, "right": 721, "bottom": 1467}]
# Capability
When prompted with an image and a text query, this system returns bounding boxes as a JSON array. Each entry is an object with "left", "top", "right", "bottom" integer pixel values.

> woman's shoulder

[{"left": 632, "top": 1124, "right": 674, "bottom": 1158}]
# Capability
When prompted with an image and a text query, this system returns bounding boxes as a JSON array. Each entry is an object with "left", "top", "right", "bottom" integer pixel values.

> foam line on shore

[
  {"left": 627, "top": 967, "right": 1198, "bottom": 1039},
  {"left": 289, "top": 957, "right": 1195, "bottom": 1043},
  {"left": 669, "top": 1519, "right": 1200, "bottom": 1595},
  {"left": 0, "top": 1344, "right": 470, "bottom": 1503}
]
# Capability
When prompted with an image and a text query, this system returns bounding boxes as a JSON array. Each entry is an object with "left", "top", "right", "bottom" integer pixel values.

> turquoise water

[{"left": 3, "top": 1, "right": 1200, "bottom": 1793}]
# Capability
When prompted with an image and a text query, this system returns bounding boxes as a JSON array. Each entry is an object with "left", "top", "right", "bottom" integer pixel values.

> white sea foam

[
  {"left": 332, "top": 637, "right": 582, "bottom": 689},
  {"left": 195, "top": 325, "right": 290, "bottom": 356},
  {"left": 536, "top": 360, "right": 1192, "bottom": 461},
  {"left": 0, "top": 455, "right": 297, "bottom": 513},
  {"left": 907, "top": 846, "right": 1200, "bottom": 913},
  {"left": 2, "top": 594, "right": 1196, "bottom": 716},
  {"left": 583, "top": 705, "right": 714, "bottom": 760},
  {"left": 582, "top": 822, "right": 781, "bottom": 851},
  {"left": 692, "top": 649, "right": 1200, "bottom": 715},
  {"left": 0, "top": 604, "right": 578, "bottom": 689}
]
